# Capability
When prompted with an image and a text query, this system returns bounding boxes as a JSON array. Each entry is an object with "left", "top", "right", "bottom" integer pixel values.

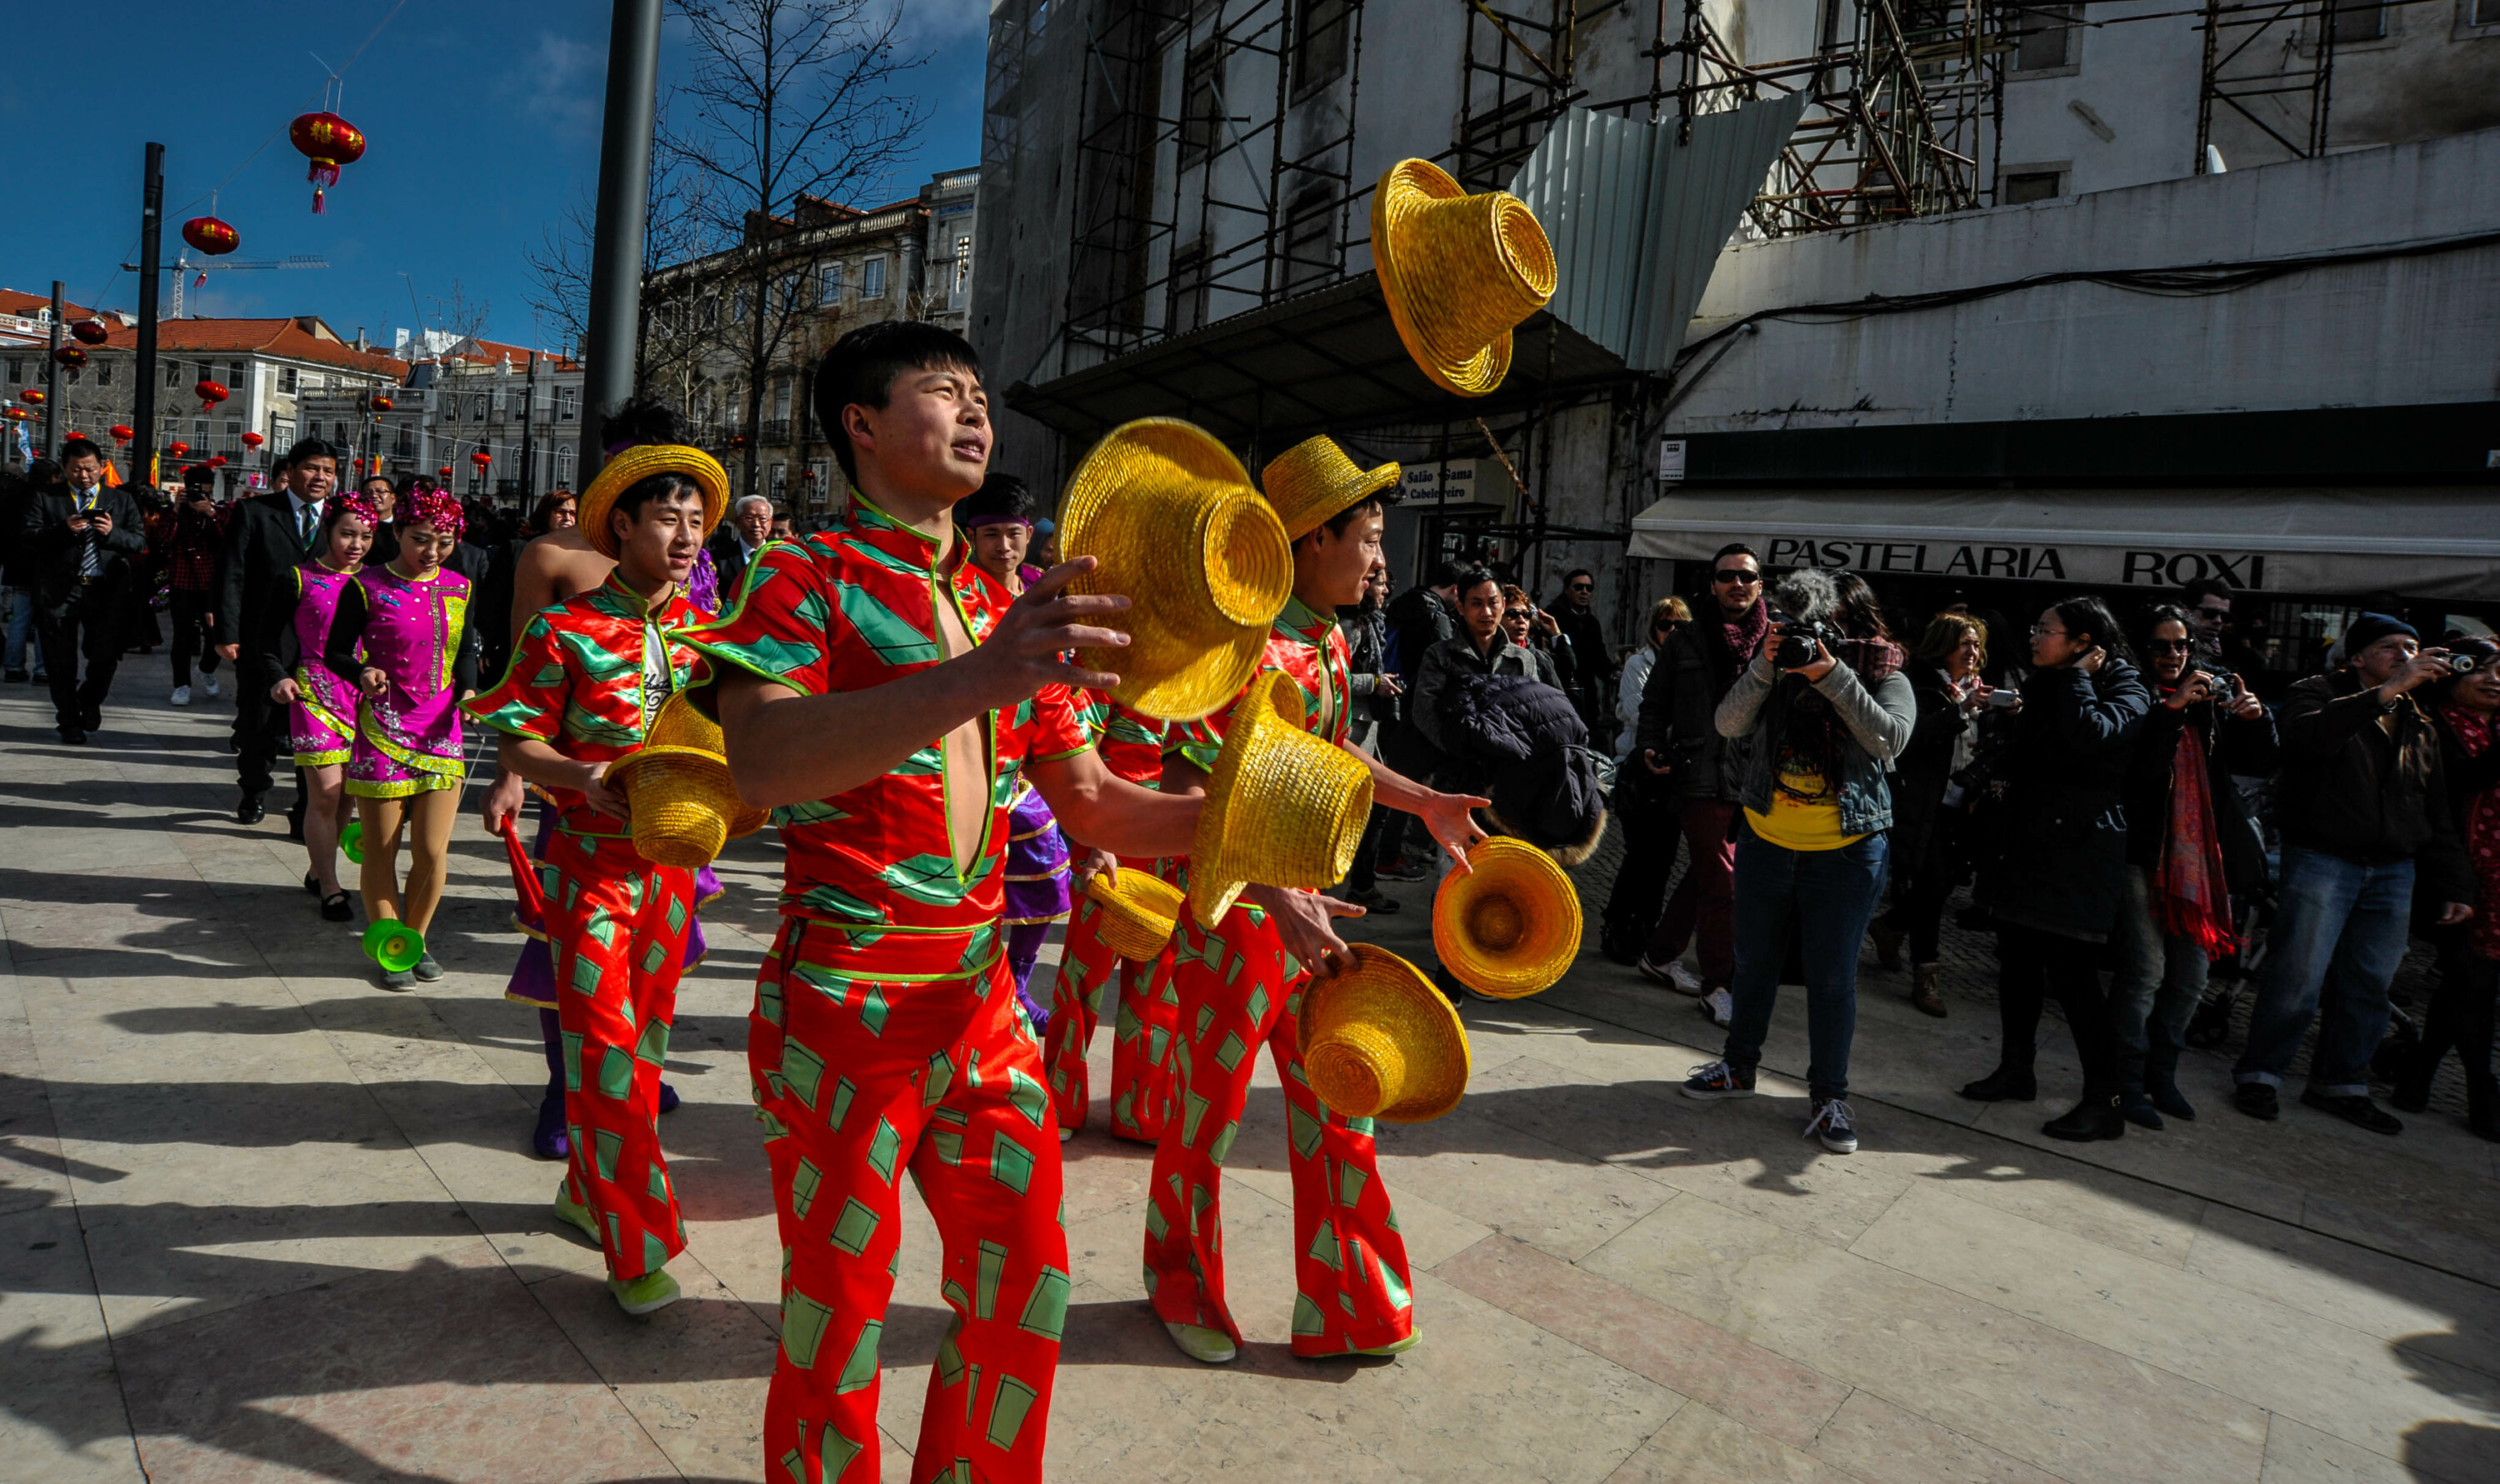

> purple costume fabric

[
  {"left": 286, "top": 563, "right": 362, "bottom": 766},
  {"left": 1002, "top": 778, "right": 1072, "bottom": 1023}
]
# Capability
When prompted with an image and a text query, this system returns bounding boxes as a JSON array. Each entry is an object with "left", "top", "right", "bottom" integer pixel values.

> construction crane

[{"left": 120, "top": 253, "right": 329, "bottom": 318}]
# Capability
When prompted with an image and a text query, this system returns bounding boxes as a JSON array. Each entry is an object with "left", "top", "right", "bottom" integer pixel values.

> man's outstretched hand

[
  {"left": 1417, "top": 790, "right": 1491, "bottom": 873},
  {"left": 963, "top": 556, "right": 1132, "bottom": 703},
  {"left": 1244, "top": 885, "right": 1365, "bottom": 979}
]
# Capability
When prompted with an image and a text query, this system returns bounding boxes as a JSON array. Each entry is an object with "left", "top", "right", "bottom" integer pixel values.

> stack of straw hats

[
  {"left": 1433, "top": 837, "right": 1582, "bottom": 999},
  {"left": 607, "top": 692, "right": 765, "bottom": 868},
  {"left": 1371, "top": 158, "right": 1558, "bottom": 398},
  {"left": 1298, "top": 945, "right": 1472, "bottom": 1122},
  {"left": 577, "top": 444, "right": 730, "bottom": 558},
  {"left": 1061, "top": 418, "right": 1294, "bottom": 722},
  {"left": 1084, "top": 867, "right": 1187, "bottom": 962},
  {"left": 1188, "top": 674, "right": 1374, "bottom": 927}
]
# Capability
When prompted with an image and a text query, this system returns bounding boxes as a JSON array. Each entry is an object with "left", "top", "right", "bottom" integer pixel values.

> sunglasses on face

[
  {"left": 1712, "top": 569, "right": 1760, "bottom": 586},
  {"left": 1568, "top": 582, "right": 1593, "bottom": 592}
]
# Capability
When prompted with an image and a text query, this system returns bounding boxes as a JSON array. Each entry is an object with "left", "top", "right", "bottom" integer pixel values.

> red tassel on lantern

[{"left": 290, "top": 112, "right": 368, "bottom": 214}]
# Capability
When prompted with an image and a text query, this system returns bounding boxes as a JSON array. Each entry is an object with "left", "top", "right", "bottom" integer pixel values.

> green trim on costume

[
  {"left": 344, "top": 774, "right": 458, "bottom": 799},
  {"left": 292, "top": 749, "right": 352, "bottom": 767}
]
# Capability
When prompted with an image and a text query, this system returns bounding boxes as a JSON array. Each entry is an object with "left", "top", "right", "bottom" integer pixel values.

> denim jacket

[{"left": 1714, "top": 645, "right": 1917, "bottom": 837}]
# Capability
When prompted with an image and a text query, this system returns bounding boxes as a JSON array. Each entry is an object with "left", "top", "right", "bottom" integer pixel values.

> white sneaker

[
  {"left": 169, "top": 686, "right": 192, "bottom": 707},
  {"left": 1702, "top": 987, "right": 1734, "bottom": 1028},
  {"left": 1665, "top": 961, "right": 1703, "bottom": 994},
  {"left": 202, "top": 675, "right": 221, "bottom": 697}
]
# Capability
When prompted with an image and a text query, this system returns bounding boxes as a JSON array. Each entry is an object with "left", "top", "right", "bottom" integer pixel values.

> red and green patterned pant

[
  {"left": 1042, "top": 888, "right": 1178, "bottom": 1142},
  {"left": 1142, "top": 905, "right": 1416, "bottom": 1355},
  {"left": 752, "top": 917, "right": 1068, "bottom": 1484},
  {"left": 544, "top": 829, "right": 694, "bottom": 1282}
]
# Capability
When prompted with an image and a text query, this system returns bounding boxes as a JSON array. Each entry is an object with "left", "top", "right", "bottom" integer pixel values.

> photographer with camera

[
  {"left": 2108, "top": 605, "right": 2276, "bottom": 1129},
  {"left": 2390, "top": 637, "right": 2500, "bottom": 1141},
  {"left": 1679, "top": 569, "right": 1912, "bottom": 1155},
  {"left": 2232, "top": 613, "right": 2474, "bottom": 1132},
  {"left": 1960, "top": 597, "right": 2152, "bottom": 1141}
]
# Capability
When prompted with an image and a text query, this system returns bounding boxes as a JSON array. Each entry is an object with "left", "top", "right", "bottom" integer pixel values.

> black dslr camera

[{"left": 1777, "top": 618, "right": 1844, "bottom": 670}]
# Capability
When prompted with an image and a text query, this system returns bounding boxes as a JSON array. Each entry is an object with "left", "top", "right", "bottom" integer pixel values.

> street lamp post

[
  {"left": 132, "top": 143, "right": 165, "bottom": 491},
  {"left": 578, "top": 0, "right": 663, "bottom": 484}
]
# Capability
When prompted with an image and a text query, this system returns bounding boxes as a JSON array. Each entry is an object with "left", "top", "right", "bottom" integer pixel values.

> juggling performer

[
  {"left": 462, "top": 440, "right": 726, "bottom": 1316},
  {"left": 687, "top": 321, "right": 1202, "bottom": 1484},
  {"left": 319, "top": 484, "right": 479, "bottom": 989},
  {"left": 262, "top": 488, "right": 378, "bottom": 923},
  {"left": 1118, "top": 429, "right": 1491, "bottom": 1367}
]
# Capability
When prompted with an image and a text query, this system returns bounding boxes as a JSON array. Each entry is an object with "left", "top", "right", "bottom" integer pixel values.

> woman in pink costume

[{"left": 264, "top": 490, "right": 378, "bottom": 922}]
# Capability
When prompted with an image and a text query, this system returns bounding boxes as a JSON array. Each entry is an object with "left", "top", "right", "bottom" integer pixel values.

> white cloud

[
  {"left": 518, "top": 32, "right": 602, "bottom": 139},
  {"left": 897, "top": 0, "right": 988, "bottom": 48}
]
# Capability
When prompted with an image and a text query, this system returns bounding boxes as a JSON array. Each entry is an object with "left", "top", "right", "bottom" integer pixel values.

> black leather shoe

[
  {"left": 238, "top": 795, "right": 267, "bottom": 825},
  {"left": 1958, "top": 1066, "right": 2036, "bottom": 1102},
  {"left": 3, "top": 668, "right": 24, "bottom": 682},
  {"left": 2232, "top": 1082, "right": 2280, "bottom": 1121},
  {"left": 59, "top": 727, "right": 88, "bottom": 746},
  {"left": 2299, "top": 1090, "right": 2402, "bottom": 1135},
  {"left": 2044, "top": 1088, "right": 2127, "bottom": 1142},
  {"left": 2119, "top": 1091, "right": 2164, "bottom": 1130}
]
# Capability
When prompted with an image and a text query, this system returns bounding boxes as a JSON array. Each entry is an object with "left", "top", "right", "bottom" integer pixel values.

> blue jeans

[
  {"left": 1722, "top": 821, "right": 1889, "bottom": 1103},
  {"left": 5, "top": 586, "right": 36, "bottom": 672},
  {"left": 2233, "top": 847, "right": 2413, "bottom": 1097},
  {"left": 2109, "top": 866, "right": 2212, "bottom": 1091}
]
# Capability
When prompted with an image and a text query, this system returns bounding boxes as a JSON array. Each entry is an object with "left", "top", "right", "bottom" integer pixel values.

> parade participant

[
  {"left": 320, "top": 484, "right": 480, "bottom": 989},
  {"left": 1042, "top": 689, "right": 1178, "bottom": 1144},
  {"left": 690, "top": 320, "right": 1202, "bottom": 1484},
  {"left": 465, "top": 438, "right": 724, "bottom": 1316},
  {"left": 960, "top": 472, "right": 1076, "bottom": 1018},
  {"left": 482, "top": 409, "right": 708, "bottom": 1161},
  {"left": 220, "top": 440, "right": 338, "bottom": 828},
  {"left": 263, "top": 489, "right": 379, "bottom": 922},
  {"left": 164, "top": 464, "right": 229, "bottom": 707},
  {"left": 1146, "top": 434, "right": 1489, "bottom": 1367}
]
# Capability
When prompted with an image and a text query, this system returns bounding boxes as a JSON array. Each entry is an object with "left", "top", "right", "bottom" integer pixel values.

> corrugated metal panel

[{"left": 1511, "top": 97, "right": 1806, "bottom": 370}]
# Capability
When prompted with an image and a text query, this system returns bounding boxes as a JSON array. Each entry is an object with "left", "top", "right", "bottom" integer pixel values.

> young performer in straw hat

[
  {"left": 686, "top": 321, "right": 1203, "bottom": 1484},
  {"left": 318, "top": 482, "right": 479, "bottom": 989},
  {"left": 462, "top": 435, "right": 727, "bottom": 1316},
  {"left": 1148, "top": 433, "right": 1490, "bottom": 1366}
]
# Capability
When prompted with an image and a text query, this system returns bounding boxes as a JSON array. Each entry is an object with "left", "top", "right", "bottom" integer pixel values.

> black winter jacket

[
  {"left": 1435, "top": 669, "right": 1605, "bottom": 854},
  {"left": 1987, "top": 659, "right": 2153, "bottom": 944},
  {"left": 2121, "top": 684, "right": 2278, "bottom": 890},
  {"left": 2276, "top": 670, "right": 2472, "bottom": 905},
  {"left": 1633, "top": 608, "right": 1759, "bottom": 806}
]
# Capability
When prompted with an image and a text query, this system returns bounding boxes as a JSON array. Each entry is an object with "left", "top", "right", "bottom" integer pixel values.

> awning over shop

[
  {"left": 1006, "top": 273, "right": 1628, "bottom": 450},
  {"left": 1629, "top": 487, "right": 2500, "bottom": 602}
]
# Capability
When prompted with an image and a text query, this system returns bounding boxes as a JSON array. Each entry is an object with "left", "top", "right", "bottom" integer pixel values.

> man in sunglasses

[
  {"left": 1548, "top": 567, "right": 1615, "bottom": 733},
  {"left": 1615, "top": 543, "right": 1771, "bottom": 1007}
]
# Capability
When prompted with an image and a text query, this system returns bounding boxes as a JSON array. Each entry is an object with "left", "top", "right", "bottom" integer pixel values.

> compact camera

[
  {"left": 1775, "top": 617, "right": 1844, "bottom": 670},
  {"left": 2442, "top": 652, "right": 2483, "bottom": 675}
]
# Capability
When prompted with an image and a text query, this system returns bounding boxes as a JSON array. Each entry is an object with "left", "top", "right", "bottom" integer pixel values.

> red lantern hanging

[
  {"left": 437, "top": 464, "right": 453, "bottom": 477},
  {"left": 19, "top": 389, "right": 43, "bottom": 407},
  {"left": 369, "top": 394, "right": 394, "bottom": 412},
  {"left": 2, "top": 407, "right": 24, "bottom": 422},
  {"left": 181, "top": 215, "right": 242, "bottom": 256},
  {"left": 289, "top": 112, "right": 368, "bottom": 214},
  {"left": 241, "top": 431, "right": 265, "bottom": 452},
  {"left": 71, "top": 317, "right": 111, "bottom": 346},
  {"left": 209, "top": 455, "right": 228, "bottom": 468},
  {"left": 52, "top": 346, "right": 88, "bottom": 382},
  {"left": 109, "top": 424, "right": 135, "bottom": 444},
  {"left": 196, "top": 378, "right": 229, "bottom": 414},
  {"left": 168, "top": 441, "right": 191, "bottom": 458}
]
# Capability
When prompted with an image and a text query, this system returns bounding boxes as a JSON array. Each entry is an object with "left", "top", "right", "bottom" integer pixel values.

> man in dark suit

[
  {"left": 705, "top": 492, "right": 776, "bottom": 602},
  {"left": 24, "top": 438, "right": 147, "bottom": 744},
  {"left": 218, "top": 437, "right": 338, "bottom": 825}
]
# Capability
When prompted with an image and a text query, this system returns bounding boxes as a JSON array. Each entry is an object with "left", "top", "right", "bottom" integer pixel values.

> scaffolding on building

[{"left": 2196, "top": 0, "right": 2338, "bottom": 172}]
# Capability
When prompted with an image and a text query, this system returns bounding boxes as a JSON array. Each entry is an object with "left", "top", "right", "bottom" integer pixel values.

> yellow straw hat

[
  {"left": 1298, "top": 945, "right": 1471, "bottom": 1122},
  {"left": 578, "top": 444, "right": 732, "bottom": 559},
  {"left": 641, "top": 692, "right": 768, "bottom": 838},
  {"left": 1432, "top": 837, "right": 1582, "bottom": 999},
  {"left": 607, "top": 744, "right": 741, "bottom": 868},
  {"left": 1084, "top": 868, "right": 1186, "bottom": 962},
  {"left": 1260, "top": 436, "right": 1400, "bottom": 541},
  {"left": 1060, "top": 418, "right": 1294, "bottom": 722},
  {"left": 1188, "top": 672, "right": 1373, "bottom": 928},
  {"left": 1370, "top": 158, "right": 1558, "bottom": 398}
]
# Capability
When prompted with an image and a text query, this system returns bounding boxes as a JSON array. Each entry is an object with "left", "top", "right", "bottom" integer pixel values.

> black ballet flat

[
  {"left": 320, "top": 891, "right": 354, "bottom": 922},
  {"left": 304, "top": 872, "right": 320, "bottom": 894}
]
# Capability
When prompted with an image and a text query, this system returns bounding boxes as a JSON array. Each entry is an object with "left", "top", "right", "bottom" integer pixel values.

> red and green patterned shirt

[
  {"left": 1080, "top": 689, "right": 1171, "bottom": 790},
  {"left": 463, "top": 575, "right": 707, "bottom": 838},
  {"left": 1168, "top": 595, "right": 1353, "bottom": 772},
  {"left": 679, "top": 498, "right": 1090, "bottom": 937}
]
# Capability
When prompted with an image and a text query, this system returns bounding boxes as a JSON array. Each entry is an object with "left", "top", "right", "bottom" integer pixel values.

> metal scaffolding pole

[{"left": 132, "top": 143, "right": 165, "bottom": 489}]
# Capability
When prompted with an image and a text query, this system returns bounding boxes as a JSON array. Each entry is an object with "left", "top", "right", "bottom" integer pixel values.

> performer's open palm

[
  {"left": 1418, "top": 790, "right": 1491, "bottom": 873},
  {"left": 970, "top": 556, "right": 1132, "bottom": 698}
]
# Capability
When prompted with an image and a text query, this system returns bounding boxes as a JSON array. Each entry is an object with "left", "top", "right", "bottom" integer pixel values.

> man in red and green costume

[
  {"left": 689, "top": 322, "right": 1200, "bottom": 1484},
  {"left": 1043, "top": 692, "right": 1181, "bottom": 1143},
  {"left": 1144, "top": 455, "right": 1488, "bottom": 1366},
  {"left": 463, "top": 446, "right": 725, "bottom": 1317}
]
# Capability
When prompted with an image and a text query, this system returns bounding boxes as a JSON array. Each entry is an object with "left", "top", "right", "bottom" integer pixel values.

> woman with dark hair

[
  {"left": 2108, "top": 603, "right": 2275, "bottom": 1127},
  {"left": 1962, "top": 596, "right": 2152, "bottom": 1140},
  {"left": 262, "top": 490, "right": 380, "bottom": 921},
  {"left": 2392, "top": 636, "right": 2500, "bottom": 1139},
  {"left": 1870, "top": 612, "right": 1992, "bottom": 1016}
]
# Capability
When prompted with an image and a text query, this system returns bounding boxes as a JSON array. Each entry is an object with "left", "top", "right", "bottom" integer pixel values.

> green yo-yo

[
  {"left": 362, "top": 920, "right": 425, "bottom": 972},
  {"left": 341, "top": 819, "right": 365, "bottom": 863}
]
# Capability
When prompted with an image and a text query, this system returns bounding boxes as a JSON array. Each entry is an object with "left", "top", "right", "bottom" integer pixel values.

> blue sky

[{"left": 0, "top": 0, "right": 988, "bottom": 351}]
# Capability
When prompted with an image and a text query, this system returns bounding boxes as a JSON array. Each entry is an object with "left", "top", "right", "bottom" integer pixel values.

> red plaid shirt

[{"left": 162, "top": 501, "right": 230, "bottom": 593}]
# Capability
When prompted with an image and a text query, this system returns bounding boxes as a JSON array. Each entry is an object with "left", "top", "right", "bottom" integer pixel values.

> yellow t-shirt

[{"left": 1744, "top": 758, "right": 1868, "bottom": 852}]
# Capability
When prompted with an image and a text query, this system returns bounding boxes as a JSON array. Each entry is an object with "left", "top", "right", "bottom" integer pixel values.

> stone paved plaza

[{"left": 4, "top": 651, "right": 2498, "bottom": 1483}]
